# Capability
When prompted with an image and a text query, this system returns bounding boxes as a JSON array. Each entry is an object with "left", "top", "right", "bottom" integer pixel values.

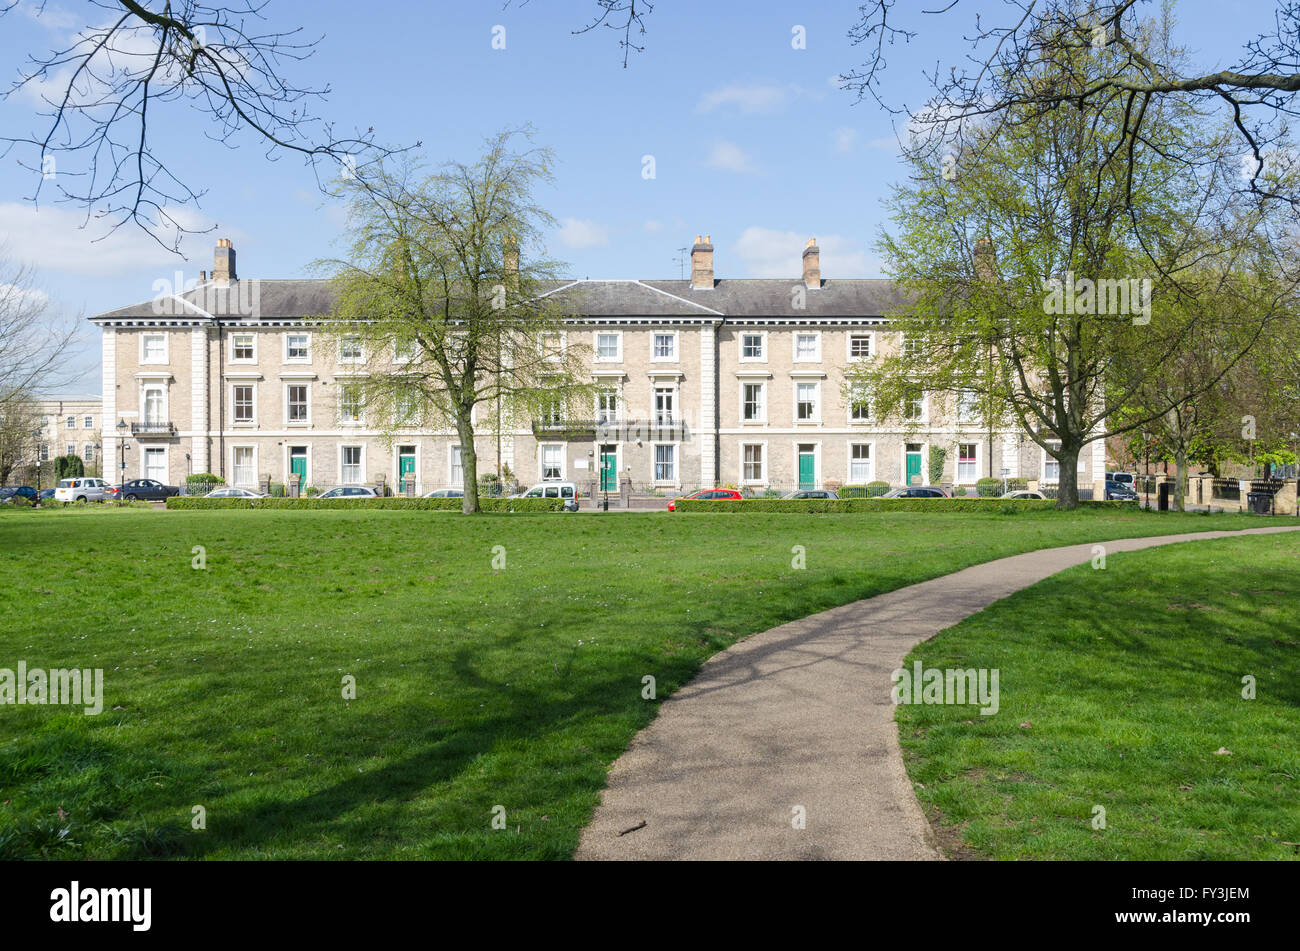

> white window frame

[
  {"left": 740, "top": 381, "right": 767, "bottom": 424},
  {"left": 231, "top": 383, "right": 257, "bottom": 426},
  {"left": 230, "top": 332, "right": 257, "bottom": 363},
  {"left": 284, "top": 332, "right": 312, "bottom": 364},
  {"left": 65, "top": 415, "right": 75, "bottom": 429},
  {"left": 793, "top": 331, "right": 821, "bottom": 363},
  {"left": 83, "top": 415, "right": 93, "bottom": 429},
  {"left": 141, "top": 383, "right": 168, "bottom": 426},
  {"left": 140, "top": 332, "right": 169, "bottom": 365},
  {"left": 741, "top": 442, "right": 767, "bottom": 485},
  {"left": 652, "top": 442, "right": 678, "bottom": 485},
  {"left": 848, "top": 384, "right": 871, "bottom": 423},
  {"left": 596, "top": 387, "right": 620, "bottom": 425},
  {"left": 654, "top": 385, "right": 677, "bottom": 426},
  {"left": 83, "top": 443, "right": 96, "bottom": 463},
  {"left": 848, "top": 442, "right": 874, "bottom": 484},
  {"left": 449, "top": 445, "right": 464, "bottom": 488},
  {"left": 594, "top": 331, "right": 623, "bottom": 363},
  {"left": 285, "top": 382, "right": 311, "bottom": 426},
  {"left": 794, "top": 381, "right": 820, "bottom": 424},
  {"left": 957, "top": 442, "right": 980, "bottom": 484},
  {"left": 339, "top": 382, "right": 364, "bottom": 425},
  {"left": 539, "top": 443, "right": 565, "bottom": 481},
  {"left": 339, "top": 334, "right": 364, "bottom": 364},
  {"left": 540, "top": 331, "right": 566, "bottom": 364},
  {"left": 651, "top": 331, "right": 679, "bottom": 362},
  {"left": 339, "top": 444, "right": 365, "bottom": 484},
  {"left": 847, "top": 332, "right": 872, "bottom": 362},
  {"left": 739, "top": 331, "right": 767, "bottom": 363},
  {"left": 231, "top": 445, "right": 257, "bottom": 488},
  {"left": 957, "top": 390, "right": 980, "bottom": 425},
  {"left": 903, "top": 387, "right": 928, "bottom": 423}
]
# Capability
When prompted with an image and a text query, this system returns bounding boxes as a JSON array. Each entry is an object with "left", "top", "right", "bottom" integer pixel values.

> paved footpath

[{"left": 576, "top": 526, "right": 1300, "bottom": 860}]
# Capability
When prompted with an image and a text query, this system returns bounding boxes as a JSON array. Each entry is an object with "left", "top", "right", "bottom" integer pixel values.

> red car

[{"left": 667, "top": 488, "right": 743, "bottom": 511}]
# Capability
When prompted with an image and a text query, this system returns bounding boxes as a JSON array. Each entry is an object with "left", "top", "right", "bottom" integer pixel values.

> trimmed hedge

[
  {"left": 165, "top": 496, "right": 566, "bottom": 512},
  {"left": 673, "top": 498, "right": 1130, "bottom": 513},
  {"left": 841, "top": 481, "right": 891, "bottom": 498},
  {"left": 976, "top": 477, "right": 1028, "bottom": 498}
]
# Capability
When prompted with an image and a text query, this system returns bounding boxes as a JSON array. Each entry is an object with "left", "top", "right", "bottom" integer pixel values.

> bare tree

[
  {"left": 0, "top": 253, "right": 80, "bottom": 414},
  {"left": 842, "top": 2, "right": 1300, "bottom": 214},
  {"left": 0, "top": 0, "right": 404, "bottom": 251}
]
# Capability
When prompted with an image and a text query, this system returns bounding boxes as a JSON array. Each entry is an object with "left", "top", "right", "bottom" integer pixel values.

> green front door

[
  {"left": 398, "top": 448, "right": 416, "bottom": 493},
  {"left": 905, "top": 445, "right": 923, "bottom": 485},
  {"left": 600, "top": 445, "right": 618, "bottom": 492},
  {"left": 798, "top": 446, "right": 816, "bottom": 489},
  {"left": 289, "top": 449, "right": 307, "bottom": 492}
]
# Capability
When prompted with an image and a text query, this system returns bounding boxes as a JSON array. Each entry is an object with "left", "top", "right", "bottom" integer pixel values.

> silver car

[{"left": 317, "top": 485, "right": 379, "bottom": 499}]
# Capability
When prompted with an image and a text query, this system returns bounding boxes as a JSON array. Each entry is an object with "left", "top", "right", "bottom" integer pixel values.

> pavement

[{"left": 575, "top": 525, "right": 1300, "bottom": 861}]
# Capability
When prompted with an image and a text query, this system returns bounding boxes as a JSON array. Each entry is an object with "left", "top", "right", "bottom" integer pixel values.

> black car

[
  {"left": 110, "top": 479, "right": 181, "bottom": 501},
  {"left": 1105, "top": 480, "right": 1139, "bottom": 501},
  {"left": 0, "top": 486, "right": 38, "bottom": 504}
]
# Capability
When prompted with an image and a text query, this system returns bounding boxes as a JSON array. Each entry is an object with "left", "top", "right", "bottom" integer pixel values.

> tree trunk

[
  {"left": 456, "top": 411, "right": 480, "bottom": 515},
  {"left": 1055, "top": 446, "right": 1080, "bottom": 510},
  {"left": 1173, "top": 446, "right": 1189, "bottom": 512}
]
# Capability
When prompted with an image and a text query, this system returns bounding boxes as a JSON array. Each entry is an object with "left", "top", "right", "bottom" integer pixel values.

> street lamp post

[
  {"left": 32, "top": 427, "right": 43, "bottom": 495},
  {"left": 116, "top": 420, "right": 129, "bottom": 499}
]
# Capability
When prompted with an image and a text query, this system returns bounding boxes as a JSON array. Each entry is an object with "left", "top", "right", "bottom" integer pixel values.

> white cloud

[
  {"left": 15, "top": 0, "right": 79, "bottom": 30},
  {"left": 696, "top": 82, "right": 805, "bottom": 115},
  {"left": 704, "top": 140, "right": 757, "bottom": 174},
  {"left": 733, "top": 227, "right": 880, "bottom": 278},
  {"left": 0, "top": 202, "right": 225, "bottom": 278},
  {"left": 556, "top": 217, "right": 610, "bottom": 250},
  {"left": 833, "top": 128, "right": 858, "bottom": 154}
]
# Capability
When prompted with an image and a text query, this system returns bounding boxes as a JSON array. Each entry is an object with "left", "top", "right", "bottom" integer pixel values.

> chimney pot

[{"left": 690, "top": 234, "right": 714, "bottom": 290}]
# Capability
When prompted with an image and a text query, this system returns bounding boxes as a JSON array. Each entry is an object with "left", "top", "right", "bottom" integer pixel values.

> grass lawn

[
  {"left": 0, "top": 504, "right": 1294, "bottom": 859},
  {"left": 899, "top": 532, "right": 1300, "bottom": 860}
]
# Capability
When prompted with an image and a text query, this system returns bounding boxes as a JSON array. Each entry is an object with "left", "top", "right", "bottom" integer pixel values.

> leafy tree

[
  {"left": 322, "top": 130, "right": 592, "bottom": 514},
  {"left": 54, "top": 454, "right": 85, "bottom": 481},
  {"left": 851, "top": 27, "right": 1298, "bottom": 508}
]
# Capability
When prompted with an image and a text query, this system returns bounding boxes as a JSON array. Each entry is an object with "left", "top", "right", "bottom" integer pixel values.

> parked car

[
  {"left": 108, "top": 478, "right": 180, "bottom": 501},
  {"left": 879, "top": 486, "right": 950, "bottom": 499},
  {"left": 53, "top": 477, "right": 109, "bottom": 503},
  {"left": 1000, "top": 490, "right": 1048, "bottom": 500},
  {"left": 667, "top": 488, "right": 744, "bottom": 511},
  {"left": 38, "top": 488, "right": 55, "bottom": 501},
  {"left": 317, "top": 485, "right": 379, "bottom": 499},
  {"left": 782, "top": 489, "right": 839, "bottom": 500},
  {"left": 423, "top": 488, "right": 464, "bottom": 498},
  {"left": 0, "top": 486, "right": 38, "bottom": 504},
  {"left": 205, "top": 486, "right": 267, "bottom": 499},
  {"left": 1105, "top": 471, "right": 1137, "bottom": 488},
  {"left": 1105, "top": 480, "right": 1139, "bottom": 501},
  {"left": 513, "top": 481, "right": 579, "bottom": 511}
]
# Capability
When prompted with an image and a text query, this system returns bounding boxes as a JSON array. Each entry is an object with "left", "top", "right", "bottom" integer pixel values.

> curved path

[{"left": 576, "top": 526, "right": 1300, "bottom": 860}]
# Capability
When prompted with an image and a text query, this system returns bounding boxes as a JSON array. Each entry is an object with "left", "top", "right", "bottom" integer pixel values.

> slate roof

[{"left": 91, "top": 277, "right": 911, "bottom": 323}]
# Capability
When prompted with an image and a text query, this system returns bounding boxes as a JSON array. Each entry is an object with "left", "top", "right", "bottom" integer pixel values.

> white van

[
  {"left": 514, "top": 481, "right": 579, "bottom": 511},
  {"left": 54, "top": 477, "right": 109, "bottom": 503}
]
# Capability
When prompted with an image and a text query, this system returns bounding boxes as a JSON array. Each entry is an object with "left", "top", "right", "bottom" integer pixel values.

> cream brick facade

[{"left": 91, "top": 239, "right": 1105, "bottom": 495}]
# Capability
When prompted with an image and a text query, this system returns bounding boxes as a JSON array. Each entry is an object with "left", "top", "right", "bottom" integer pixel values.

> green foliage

[
  {"left": 928, "top": 446, "right": 947, "bottom": 485},
  {"left": 841, "top": 481, "right": 891, "bottom": 498},
  {"left": 53, "top": 455, "right": 84, "bottom": 480},
  {"left": 187, "top": 473, "right": 223, "bottom": 485},
  {"left": 165, "top": 496, "right": 565, "bottom": 512},
  {"left": 975, "top": 477, "right": 1027, "bottom": 497},
  {"left": 269, "top": 482, "right": 286, "bottom": 498},
  {"left": 674, "top": 498, "right": 1127, "bottom": 513}
]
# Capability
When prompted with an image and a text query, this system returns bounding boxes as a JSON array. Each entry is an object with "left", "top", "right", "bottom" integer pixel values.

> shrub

[
  {"left": 672, "top": 498, "right": 1129, "bottom": 514},
  {"left": 840, "top": 480, "right": 893, "bottom": 499},
  {"left": 955, "top": 486, "right": 967, "bottom": 497},
  {"left": 928, "top": 446, "right": 947, "bottom": 485},
  {"left": 187, "top": 473, "right": 223, "bottom": 485},
  {"left": 976, "top": 477, "right": 1028, "bottom": 497},
  {"left": 270, "top": 482, "right": 286, "bottom": 498},
  {"left": 165, "top": 496, "right": 566, "bottom": 512},
  {"left": 54, "top": 455, "right": 85, "bottom": 481}
]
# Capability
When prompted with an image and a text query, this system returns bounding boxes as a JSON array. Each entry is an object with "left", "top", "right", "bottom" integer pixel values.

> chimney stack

[
  {"left": 503, "top": 239, "right": 519, "bottom": 289},
  {"left": 973, "top": 237, "right": 995, "bottom": 282},
  {"left": 213, "top": 238, "right": 237, "bottom": 284},
  {"left": 802, "top": 237, "right": 820, "bottom": 289},
  {"left": 690, "top": 234, "right": 714, "bottom": 290}
]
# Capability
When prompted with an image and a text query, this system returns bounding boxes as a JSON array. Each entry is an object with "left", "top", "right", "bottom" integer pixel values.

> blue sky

[{"left": 0, "top": 0, "right": 1266, "bottom": 390}]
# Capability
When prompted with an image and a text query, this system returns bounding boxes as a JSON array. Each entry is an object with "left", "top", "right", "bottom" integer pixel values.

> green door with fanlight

[
  {"left": 289, "top": 447, "right": 308, "bottom": 493},
  {"left": 398, "top": 446, "right": 416, "bottom": 494},
  {"left": 600, "top": 445, "right": 618, "bottom": 492},
  {"left": 798, "top": 445, "right": 816, "bottom": 489},
  {"left": 905, "top": 444, "right": 923, "bottom": 485}
]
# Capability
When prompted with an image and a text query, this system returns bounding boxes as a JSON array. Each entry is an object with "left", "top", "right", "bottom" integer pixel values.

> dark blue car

[
  {"left": 1105, "top": 480, "right": 1139, "bottom": 501},
  {"left": 0, "top": 486, "right": 38, "bottom": 504}
]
